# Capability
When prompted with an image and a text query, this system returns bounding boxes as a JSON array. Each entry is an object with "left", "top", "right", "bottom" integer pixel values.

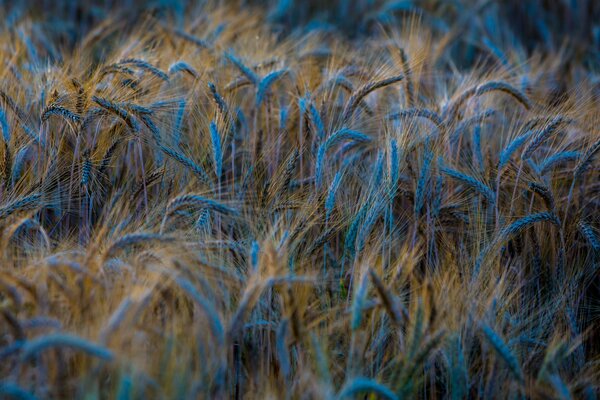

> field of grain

[{"left": 0, "top": 1, "right": 598, "bottom": 399}]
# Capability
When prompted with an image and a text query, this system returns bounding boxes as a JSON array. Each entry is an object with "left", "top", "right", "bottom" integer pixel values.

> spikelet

[
  {"left": 119, "top": 58, "right": 169, "bottom": 81},
  {"left": 537, "top": 342, "right": 570, "bottom": 382},
  {"left": 21, "top": 333, "right": 114, "bottom": 361},
  {"left": 165, "top": 194, "right": 238, "bottom": 216},
  {"left": 97, "top": 138, "right": 122, "bottom": 176},
  {"left": 321, "top": 74, "right": 354, "bottom": 94},
  {"left": 475, "top": 80, "right": 531, "bottom": 109},
  {"left": 472, "top": 121, "right": 483, "bottom": 170},
  {"left": 432, "top": 174, "right": 444, "bottom": 218},
  {"left": 81, "top": 154, "right": 92, "bottom": 189},
  {"left": 309, "top": 333, "right": 332, "bottom": 388},
  {"left": 210, "top": 121, "right": 222, "bottom": 180},
  {"left": 336, "top": 377, "right": 397, "bottom": 400},
  {"left": 173, "top": 99, "right": 186, "bottom": 146},
  {"left": 403, "top": 329, "right": 446, "bottom": 382},
  {"left": 256, "top": 69, "right": 290, "bottom": 106},
  {"left": 195, "top": 208, "right": 211, "bottom": 233},
  {"left": 173, "top": 276, "right": 224, "bottom": 345},
  {"left": 1, "top": 140, "right": 11, "bottom": 184},
  {"left": 528, "top": 182, "right": 555, "bottom": 210},
  {"left": 0, "top": 90, "right": 39, "bottom": 144},
  {"left": 0, "top": 90, "right": 28, "bottom": 124},
  {"left": 499, "top": 212, "right": 560, "bottom": 240},
  {"left": 539, "top": 151, "right": 579, "bottom": 175},
  {"left": 325, "top": 170, "right": 343, "bottom": 220},
  {"left": 481, "top": 324, "right": 523, "bottom": 382},
  {"left": 276, "top": 319, "right": 291, "bottom": 378},
  {"left": 499, "top": 130, "right": 533, "bottom": 169},
  {"left": 0, "top": 193, "right": 42, "bottom": 219},
  {"left": 227, "top": 281, "right": 267, "bottom": 340},
  {"left": 450, "top": 109, "right": 496, "bottom": 140},
  {"left": 304, "top": 226, "right": 336, "bottom": 256},
  {"left": 408, "top": 300, "right": 425, "bottom": 359},
  {"left": 389, "top": 139, "right": 400, "bottom": 190},
  {"left": 250, "top": 241, "right": 260, "bottom": 271},
  {"left": 387, "top": 108, "right": 444, "bottom": 130},
  {"left": 369, "top": 268, "right": 405, "bottom": 323},
  {"left": 224, "top": 51, "right": 259, "bottom": 84},
  {"left": 41, "top": 106, "right": 81, "bottom": 123},
  {"left": 137, "top": 113, "right": 162, "bottom": 143},
  {"left": 103, "top": 232, "right": 174, "bottom": 259},
  {"left": 577, "top": 221, "right": 600, "bottom": 251},
  {"left": 444, "top": 80, "right": 530, "bottom": 120},
  {"left": 397, "top": 47, "right": 414, "bottom": 107},
  {"left": 92, "top": 96, "right": 140, "bottom": 132},
  {"left": 574, "top": 138, "right": 600, "bottom": 179},
  {"left": 121, "top": 101, "right": 153, "bottom": 116},
  {"left": 322, "top": 128, "right": 372, "bottom": 153},
  {"left": 99, "top": 63, "right": 135, "bottom": 79},
  {"left": 71, "top": 78, "right": 86, "bottom": 115},
  {"left": 98, "top": 297, "right": 133, "bottom": 343},
  {"left": 0, "top": 107, "right": 9, "bottom": 142},
  {"left": 10, "top": 146, "right": 30, "bottom": 186},
  {"left": 320, "top": 74, "right": 374, "bottom": 115},
  {"left": 414, "top": 142, "right": 433, "bottom": 215},
  {"left": 370, "top": 150, "right": 385, "bottom": 191},
  {"left": 342, "top": 74, "right": 404, "bottom": 123},
  {"left": 225, "top": 76, "right": 252, "bottom": 92},
  {"left": 129, "top": 167, "right": 165, "bottom": 201},
  {"left": 158, "top": 144, "right": 210, "bottom": 183},
  {"left": 308, "top": 102, "right": 326, "bottom": 140},
  {"left": 356, "top": 199, "right": 385, "bottom": 253},
  {"left": 447, "top": 334, "right": 468, "bottom": 400},
  {"left": 208, "top": 82, "right": 229, "bottom": 116},
  {"left": 168, "top": 61, "right": 199, "bottom": 78},
  {"left": 172, "top": 27, "right": 211, "bottom": 48},
  {"left": 440, "top": 166, "right": 495, "bottom": 202},
  {"left": 280, "top": 149, "right": 298, "bottom": 195},
  {"left": 522, "top": 116, "right": 569, "bottom": 159},
  {"left": 315, "top": 129, "right": 371, "bottom": 186},
  {"left": 344, "top": 204, "right": 368, "bottom": 259},
  {"left": 0, "top": 382, "right": 37, "bottom": 400}
]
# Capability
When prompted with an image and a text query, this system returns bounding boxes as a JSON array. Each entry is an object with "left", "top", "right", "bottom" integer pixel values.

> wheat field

[{"left": 0, "top": 1, "right": 598, "bottom": 399}]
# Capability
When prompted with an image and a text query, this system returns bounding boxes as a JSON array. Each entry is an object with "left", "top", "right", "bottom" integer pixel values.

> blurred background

[{"left": 2, "top": 0, "right": 599, "bottom": 69}]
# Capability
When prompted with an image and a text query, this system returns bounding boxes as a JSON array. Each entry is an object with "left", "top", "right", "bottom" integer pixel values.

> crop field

[{"left": 0, "top": 1, "right": 598, "bottom": 399}]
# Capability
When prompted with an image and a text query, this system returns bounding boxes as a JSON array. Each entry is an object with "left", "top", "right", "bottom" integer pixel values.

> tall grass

[{"left": 0, "top": 1, "right": 598, "bottom": 399}]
